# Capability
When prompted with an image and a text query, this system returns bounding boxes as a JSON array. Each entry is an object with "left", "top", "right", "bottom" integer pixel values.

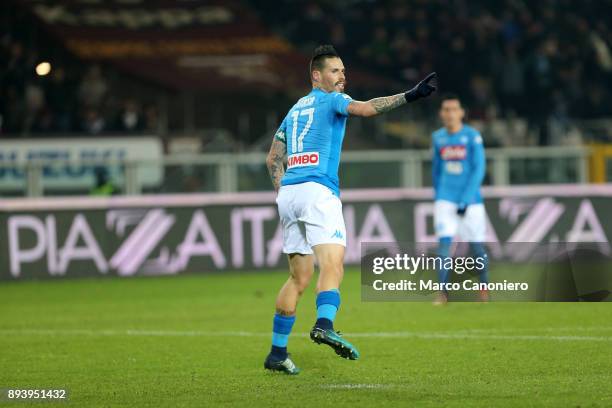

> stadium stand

[{"left": 1, "top": 0, "right": 611, "bottom": 147}]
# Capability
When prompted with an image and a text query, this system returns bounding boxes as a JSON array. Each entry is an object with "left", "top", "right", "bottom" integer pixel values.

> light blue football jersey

[
  {"left": 274, "top": 88, "right": 352, "bottom": 196},
  {"left": 431, "top": 124, "right": 486, "bottom": 204}
]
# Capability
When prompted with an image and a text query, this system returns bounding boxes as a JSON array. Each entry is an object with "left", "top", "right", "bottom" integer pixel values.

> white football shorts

[
  {"left": 276, "top": 181, "right": 346, "bottom": 254},
  {"left": 434, "top": 199, "right": 487, "bottom": 242}
]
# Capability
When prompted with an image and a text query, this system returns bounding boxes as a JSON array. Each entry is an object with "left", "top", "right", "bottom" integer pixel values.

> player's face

[
  {"left": 314, "top": 57, "right": 346, "bottom": 93},
  {"left": 439, "top": 99, "right": 465, "bottom": 129}
]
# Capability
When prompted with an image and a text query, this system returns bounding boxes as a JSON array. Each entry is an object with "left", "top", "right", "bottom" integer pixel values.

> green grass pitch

[{"left": 1, "top": 269, "right": 611, "bottom": 407}]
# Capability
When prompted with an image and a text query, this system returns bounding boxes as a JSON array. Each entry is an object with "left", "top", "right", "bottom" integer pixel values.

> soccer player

[
  {"left": 431, "top": 94, "right": 489, "bottom": 305},
  {"left": 264, "top": 44, "right": 437, "bottom": 374}
]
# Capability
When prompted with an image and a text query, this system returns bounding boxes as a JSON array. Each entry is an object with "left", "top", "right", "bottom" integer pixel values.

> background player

[
  {"left": 432, "top": 94, "right": 489, "bottom": 305},
  {"left": 264, "top": 45, "right": 437, "bottom": 374}
]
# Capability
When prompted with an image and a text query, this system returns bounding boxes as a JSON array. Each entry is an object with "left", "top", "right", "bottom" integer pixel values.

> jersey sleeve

[
  {"left": 431, "top": 135, "right": 441, "bottom": 192},
  {"left": 331, "top": 92, "right": 353, "bottom": 116},
  {"left": 274, "top": 116, "right": 288, "bottom": 144},
  {"left": 460, "top": 132, "right": 486, "bottom": 204}
]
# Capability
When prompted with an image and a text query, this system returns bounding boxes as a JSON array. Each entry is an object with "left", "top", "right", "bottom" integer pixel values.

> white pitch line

[
  {"left": 0, "top": 329, "right": 269, "bottom": 337},
  {"left": 1, "top": 328, "right": 611, "bottom": 342},
  {"left": 452, "top": 327, "right": 612, "bottom": 333},
  {"left": 320, "top": 384, "right": 394, "bottom": 390},
  {"left": 347, "top": 332, "right": 612, "bottom": 342}
]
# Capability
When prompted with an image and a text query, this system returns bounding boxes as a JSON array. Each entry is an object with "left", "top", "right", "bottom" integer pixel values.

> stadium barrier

[
  {"left": 1, "top": 184, "right": 611, "bottom": 280},
  {"left": 0, "top": 142, "right": 591, "bottom": 196},
  {"left": 0, "top": 137, "right": 163, "bottom": 196}
]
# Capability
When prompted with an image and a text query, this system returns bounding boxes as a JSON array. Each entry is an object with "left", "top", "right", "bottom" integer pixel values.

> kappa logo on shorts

[
  {"left": 287, "top": 152, "right": 319, "bottom": 168},
  {"left": 331, "top": 230, "right": 344, "bottom": 239}
]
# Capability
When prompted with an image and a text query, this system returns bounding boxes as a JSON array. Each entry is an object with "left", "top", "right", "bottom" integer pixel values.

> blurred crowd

[
  {"left": 1, "top": 0, "right": 612, "bottom": 143},
  {"left": 257, "top": 0, "right": 612, "bottom": 124},
  {"left": 0, "top": 5, "right": 159, "bottom": 136},
  {"left": 0, "top": 54, "right": 159, "bottom": 135}
]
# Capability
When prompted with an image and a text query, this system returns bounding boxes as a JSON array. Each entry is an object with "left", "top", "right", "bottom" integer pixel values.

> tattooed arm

[
  {"left": 347, "top": 93, "right": 407, "bottom": 117},
  {"left": 266, "top": 138, "right": 287, "bottom": 192},
  {"left": 347, "top": 72, "right": 437, "bottom": 117}
]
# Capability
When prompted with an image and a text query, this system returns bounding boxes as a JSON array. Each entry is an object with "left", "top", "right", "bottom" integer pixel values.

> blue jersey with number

[
  {"left": 432, "top": 124, "right": 485, "bottom": 204},
  {"left": 274, "top": 88, "right": 352, "bottom": 196}
]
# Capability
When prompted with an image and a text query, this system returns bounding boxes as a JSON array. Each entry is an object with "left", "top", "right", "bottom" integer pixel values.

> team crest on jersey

[
  {"left": 287, "top": 152, "right": 319, "bottom": 168},
  {"left": 440, "top": 145, "right": 467, "bottom": 161}
]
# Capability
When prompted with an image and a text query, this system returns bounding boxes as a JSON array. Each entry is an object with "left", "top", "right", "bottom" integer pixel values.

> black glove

[
  {"left": 404, "top": 72, "right": 437, "bottom": 103},
  {"left": 457, "top": 203, "right": 467, "bottom": 216}
]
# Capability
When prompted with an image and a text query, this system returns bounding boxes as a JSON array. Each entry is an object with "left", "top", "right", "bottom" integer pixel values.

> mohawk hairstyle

[{"left": 309, "top": 44, "right": 339, "bottom": 78}]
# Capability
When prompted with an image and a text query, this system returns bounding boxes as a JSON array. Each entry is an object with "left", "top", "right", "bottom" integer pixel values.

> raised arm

[
  {"left": 348, "top": 72, "right": 438, "bottom": 117},
  {"left": 266, "top": 138, "right": 287, "bottom": 192},
  {"left": 348, "top": 94, "right": 407, "bottom": 117}
]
